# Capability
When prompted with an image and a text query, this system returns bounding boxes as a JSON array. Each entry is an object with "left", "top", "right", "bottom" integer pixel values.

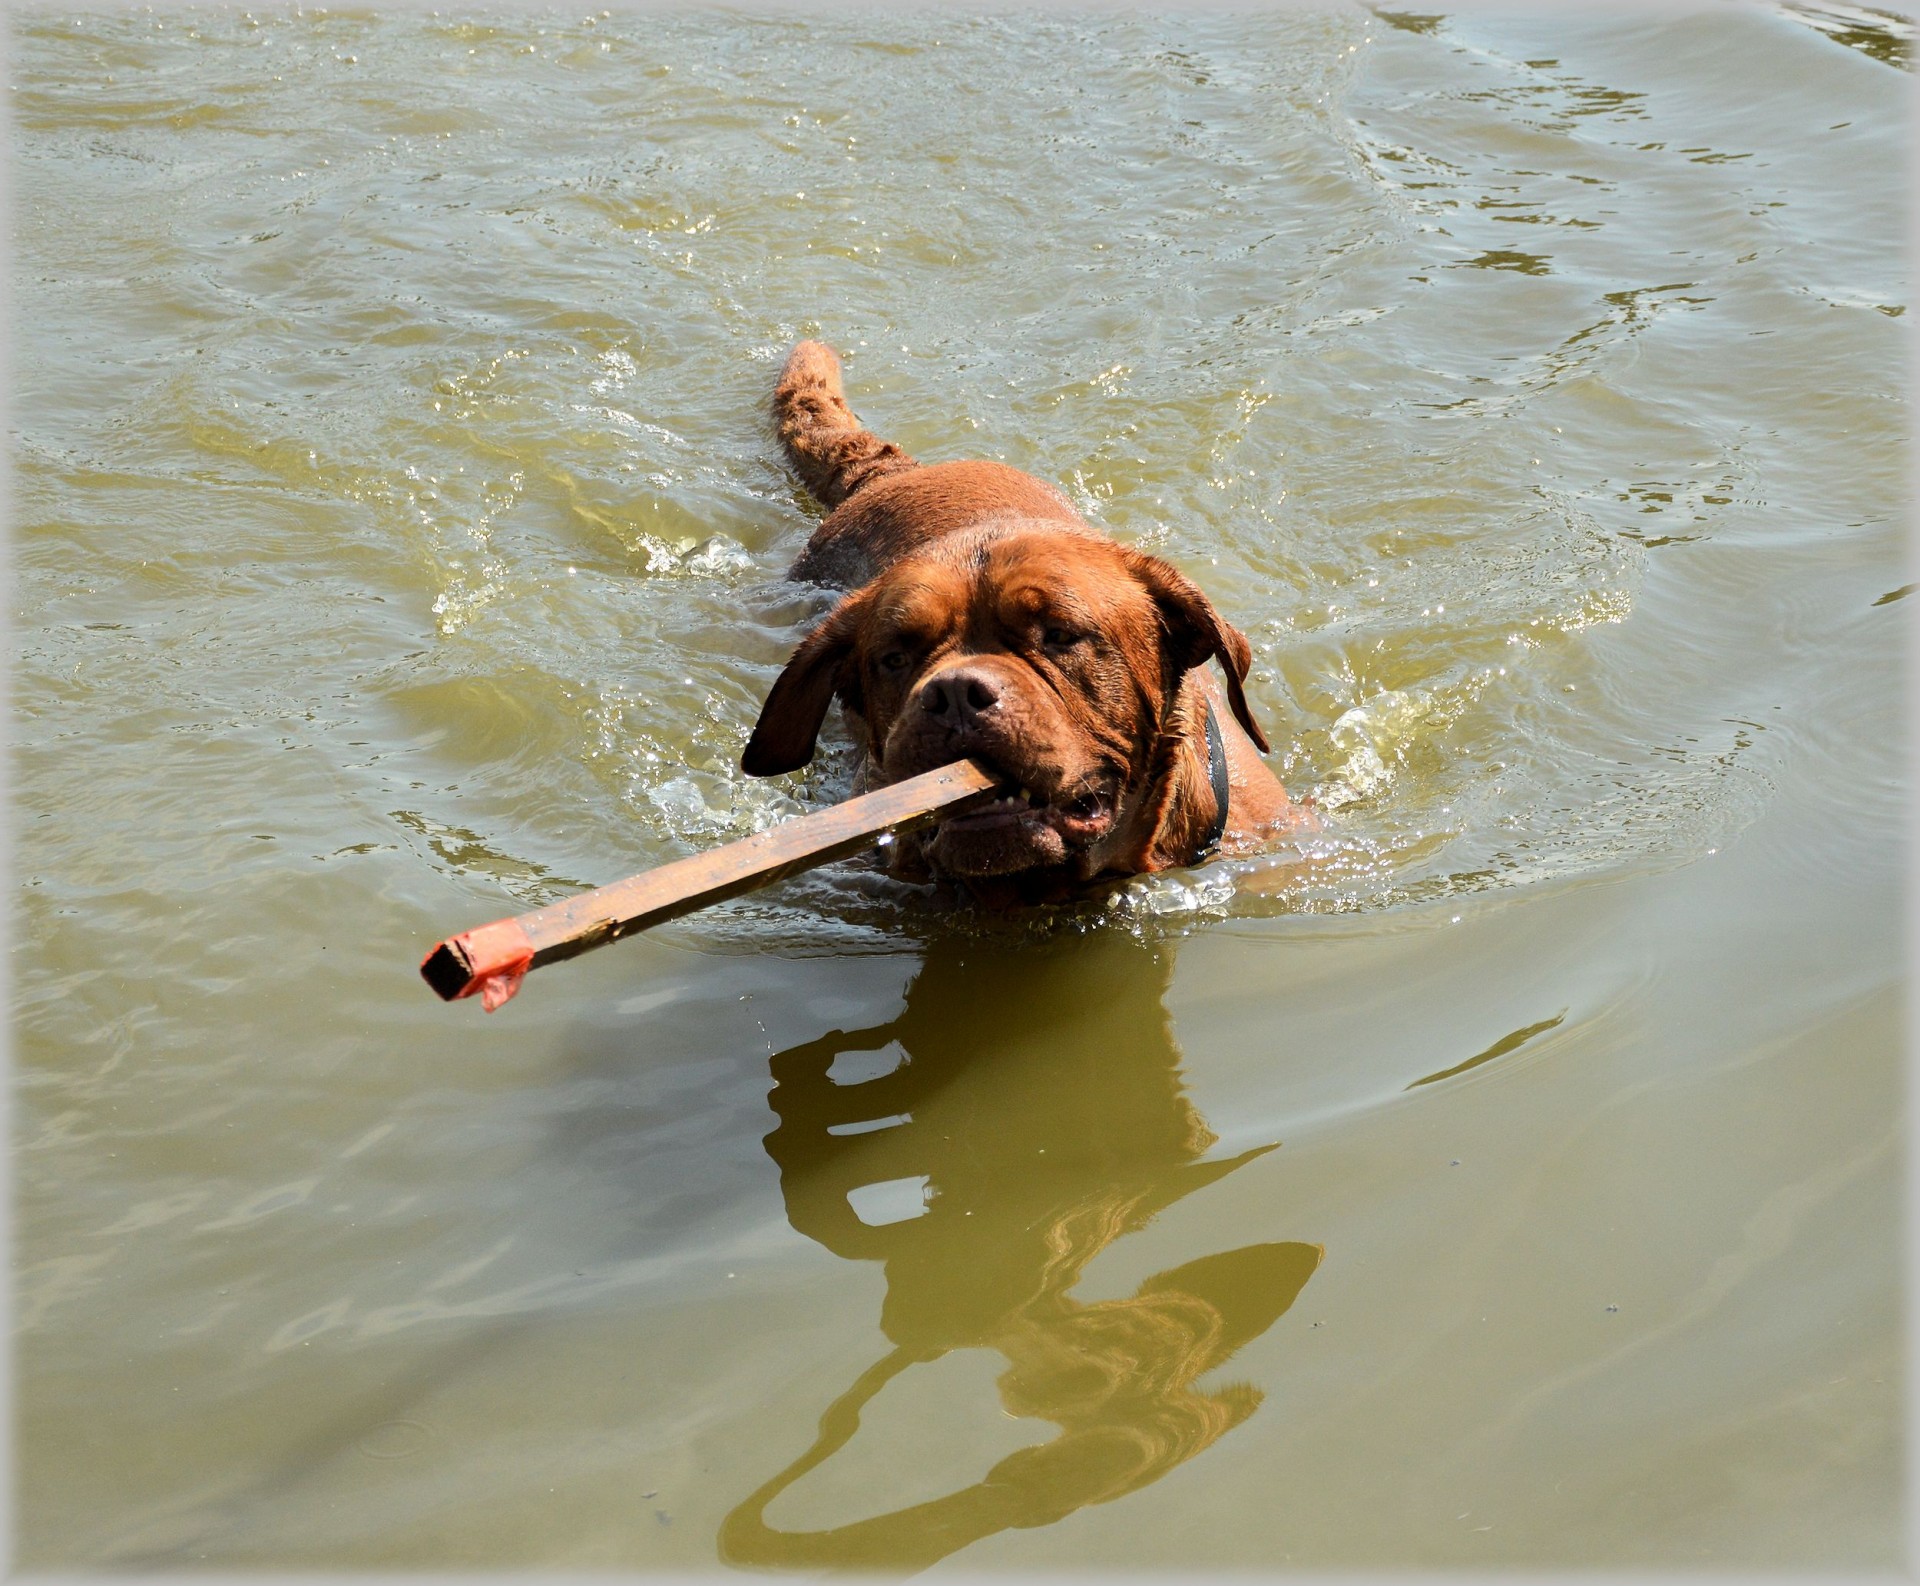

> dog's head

[{"left": 742, "top": 525, "right": 1267, "bottom": 883}]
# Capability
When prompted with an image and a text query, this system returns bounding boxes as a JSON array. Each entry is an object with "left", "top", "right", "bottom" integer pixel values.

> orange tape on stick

[{"left": 419, "top": 918, "right": 535, "bottom": 1011}]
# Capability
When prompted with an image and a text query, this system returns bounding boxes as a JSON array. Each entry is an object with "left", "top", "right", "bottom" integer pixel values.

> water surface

[{"left": 13, "top": 5, "right": 1908, "bottom": 1570}]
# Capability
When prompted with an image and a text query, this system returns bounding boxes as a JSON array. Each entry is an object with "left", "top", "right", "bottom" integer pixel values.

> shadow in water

[{"left": 719, "top": 931, "right": 1322, "bottom": 1573}]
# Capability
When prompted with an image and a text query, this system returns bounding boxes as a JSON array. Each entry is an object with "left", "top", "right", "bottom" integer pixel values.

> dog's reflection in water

[{"left": 719, "top": 932, "right": 1321, "bottom": 1572}]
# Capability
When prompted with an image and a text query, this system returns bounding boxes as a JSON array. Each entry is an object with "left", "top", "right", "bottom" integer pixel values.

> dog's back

[{"left": 772, "top": 340, "right": 1089, "bottom": 588}]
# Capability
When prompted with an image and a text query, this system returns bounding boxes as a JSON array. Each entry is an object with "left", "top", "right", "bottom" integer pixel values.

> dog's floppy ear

[
  {"left": 1125, "top": 549, "right": 1270, "bottom": 753},
  {"left": 741, "top": 588, "right": 874, "bottom": 776}
]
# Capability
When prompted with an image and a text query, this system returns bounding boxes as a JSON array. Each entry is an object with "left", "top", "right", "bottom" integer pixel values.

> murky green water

[{"left": 14, "top": 5, "right": 1908, "bottom": 1570}]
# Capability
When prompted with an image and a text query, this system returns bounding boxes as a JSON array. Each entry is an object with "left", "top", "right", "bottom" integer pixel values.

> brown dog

[{"left": 743, "top": 340, "right": 1302, "bottom": 903}]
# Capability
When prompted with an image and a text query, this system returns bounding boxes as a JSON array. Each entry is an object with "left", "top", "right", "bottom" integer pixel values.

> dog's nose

[{"left": 917, "top": 667, "right": 1002, "bottom": 725}]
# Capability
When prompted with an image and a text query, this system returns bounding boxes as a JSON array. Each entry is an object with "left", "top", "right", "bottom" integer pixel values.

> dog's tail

[{"left": 773, "top": 340, "right": 918, "bottom": 511}]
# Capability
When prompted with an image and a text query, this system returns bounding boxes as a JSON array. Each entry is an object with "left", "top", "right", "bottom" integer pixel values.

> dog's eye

[
  {"left": 1042, "top": 626, "right": 1082, "bottom": 650},
  {"left": 878, "top": 649, "right": 911, "bottom": 673}
]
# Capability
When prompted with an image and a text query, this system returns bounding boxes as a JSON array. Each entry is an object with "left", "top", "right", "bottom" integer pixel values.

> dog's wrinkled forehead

[{"left": 865, "top": 529, "right": 1155, "bottom": 655}]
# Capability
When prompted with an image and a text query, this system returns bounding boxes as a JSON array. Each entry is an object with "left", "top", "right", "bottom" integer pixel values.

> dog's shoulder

[{"left": 790, "top": 460, "right": 1090, "bottom": 587}]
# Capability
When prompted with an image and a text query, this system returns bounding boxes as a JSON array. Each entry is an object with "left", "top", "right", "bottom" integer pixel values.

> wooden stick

[{"left": 419, "top": 758, "right": 1006, "bottom": 1010}]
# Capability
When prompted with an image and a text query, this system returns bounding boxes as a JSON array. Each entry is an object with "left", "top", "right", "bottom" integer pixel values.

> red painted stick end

[{"left": 420, "top": 918, "right": 536, "bottom": 1010}]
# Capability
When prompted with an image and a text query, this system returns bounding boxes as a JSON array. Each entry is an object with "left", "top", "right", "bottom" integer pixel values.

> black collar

[{"left": 1198, "top": 701, "right": 1230, "bottom": 859}]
